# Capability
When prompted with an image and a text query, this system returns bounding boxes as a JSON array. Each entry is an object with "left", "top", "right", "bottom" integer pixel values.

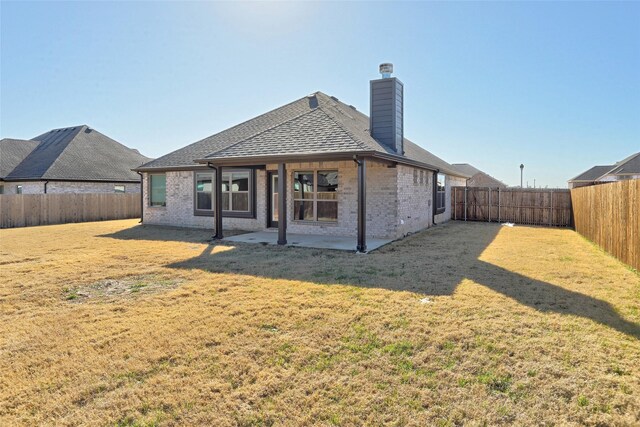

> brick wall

[
  {"left": 142, "top": 160, "right": 399, "bottom": 238},
  {"left": 0, "top": 181, "right": 140, "bottom": 195},
  {"left": 395, "top": 165, "right": 434, "bottom": 237}
]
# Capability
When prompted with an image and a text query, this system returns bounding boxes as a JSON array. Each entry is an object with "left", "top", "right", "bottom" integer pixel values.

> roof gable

[{"left": 606, "top": 152, "right": 640, "bottom": 176}]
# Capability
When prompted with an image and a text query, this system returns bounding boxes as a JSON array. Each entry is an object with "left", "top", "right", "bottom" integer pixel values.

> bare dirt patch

[{"left": 64, "top": 274, "right": 183, "bottom": 302}]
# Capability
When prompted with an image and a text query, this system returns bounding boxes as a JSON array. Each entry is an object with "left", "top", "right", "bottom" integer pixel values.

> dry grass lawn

[{"left": 1, "top": 219, "right": 639, "bottom": 426}]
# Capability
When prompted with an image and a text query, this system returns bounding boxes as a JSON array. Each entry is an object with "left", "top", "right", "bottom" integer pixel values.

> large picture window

[
  {"left": 149, "top": 174, "right": 166, "bottom": 206},
  {"left": 436, "top": 173, "right": 446, "bottom": 213},
  {"left": 194, "top": 169, "right": 253, "bottom": 216},
  {"left": 293, "top": 170, "right": 338, "bottom": 222}
]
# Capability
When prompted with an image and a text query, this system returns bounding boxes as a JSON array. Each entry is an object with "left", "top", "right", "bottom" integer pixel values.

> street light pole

[{"left": 520, "top": 164, "right": 524, "bottom": 188}]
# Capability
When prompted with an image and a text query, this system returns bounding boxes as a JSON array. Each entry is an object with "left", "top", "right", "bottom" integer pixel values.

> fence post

[
  {"left": 454, "top": 187, "right": 457, "bottom": 220},
  {"left": 550, "top": 189, "right": 553, "bottom": 226},
  {"left": 488, "top": 187, "right": 491, "bottom": 223},
  {"left": 464, "top": 187, "right": 467, "bottom": 221}
]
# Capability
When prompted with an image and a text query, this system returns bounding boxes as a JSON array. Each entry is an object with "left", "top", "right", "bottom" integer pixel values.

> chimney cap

[{"left": 379, "top": 63, "right": 393, "bottom": 78}]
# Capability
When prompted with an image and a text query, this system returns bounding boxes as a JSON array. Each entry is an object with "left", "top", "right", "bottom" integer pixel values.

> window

[
  {"left": 222, "top": 171, "right": 250, "bottom": 212},
  {"left": 0, "top": 185, "right": 4, "bottom": 194},
  {"left": 436, "top": 173, "right": 446, "bottom": 213},
  {"left": 149, "top": 174, "right": 166, "bottom": 206},
  {"left": 195, "top": 173, "right": 213, "bottom": 211},
  {"left": 114, "top": 185, "right": 126, "bottom": 193},
  {"left": 194, "top": 169, "right": 254, "bottom": 216},
  {"left": 16, "top": 185, "right": 23, "bottom": 195},
  {"left": 293, "top": 170, "right": 338, "bottom": 222}
]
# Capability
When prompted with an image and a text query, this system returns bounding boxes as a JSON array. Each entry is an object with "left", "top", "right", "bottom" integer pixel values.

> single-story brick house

[
  {"left": 568, "top": 152, "right": 640, "bottom": 189},
  {"left": 135, "top": 66, "right": 468, "bottom": 251},
  {"left": 0, "top": 125, "right": 151, "bottom": 194}
]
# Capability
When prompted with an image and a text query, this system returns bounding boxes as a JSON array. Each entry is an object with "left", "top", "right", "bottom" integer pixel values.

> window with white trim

[
  {"left": 16, "top": 185, "right": 23, "bottom": 195},
  {"left": 114, "top": 185, "right": 126, "bottom": 193},
  {"left": 293, "top": 170, "right": 338, "bottom": 222}
]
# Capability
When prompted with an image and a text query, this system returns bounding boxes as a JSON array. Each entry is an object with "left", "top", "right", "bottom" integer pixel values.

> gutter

[{"left": 44, "top": 180, "right": 49, "bottom": 194}]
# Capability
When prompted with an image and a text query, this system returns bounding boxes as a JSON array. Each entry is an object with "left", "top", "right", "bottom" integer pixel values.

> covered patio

[{"left": 222, "top": 230, "right": 392, "bottom": 252}]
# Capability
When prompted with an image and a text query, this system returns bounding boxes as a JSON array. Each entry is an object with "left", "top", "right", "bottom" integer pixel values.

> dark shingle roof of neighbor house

[
  {"left": 2, "top": 126, "right": 151, "bottom": 182},
  {"left": 0, "top": 138, "right": 40, "bottom": 179},
  {"left": 569, "top": 165, "right": 615, "bottom": 182},
  {"left": 137, "top": 92, "right": 468, "bottom": 178},
  {"left": 607, "top": 152, "right": 640, "bottom": 175}
]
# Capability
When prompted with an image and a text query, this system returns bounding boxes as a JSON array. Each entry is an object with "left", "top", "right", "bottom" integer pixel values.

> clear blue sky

[{"left": 2, "top": 1, "right": 639, "bottom": 187}]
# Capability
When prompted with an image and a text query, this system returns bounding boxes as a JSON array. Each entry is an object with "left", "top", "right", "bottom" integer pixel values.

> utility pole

[
  {"left": 520, "top": 164, "right": 524, "bottom": 188},
  {"left": 534, "top": 178, "right": 536, "bottom": 188}
]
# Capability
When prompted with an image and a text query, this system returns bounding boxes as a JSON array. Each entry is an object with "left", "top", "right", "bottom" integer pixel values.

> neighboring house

[
  {"left": 568, "top": 152, "right": 640, "bottom": 189},
  {"left": 0, "top": 126, "right": 151, "bottom": 194},
  {"left": 135, "top": 65, "right": 469, "bottom": 251},
  {"left": 452, "top": 163, "right": 507, "bottom": 188}
]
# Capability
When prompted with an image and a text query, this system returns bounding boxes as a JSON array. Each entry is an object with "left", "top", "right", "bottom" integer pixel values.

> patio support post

[
  {"left": 277, "top": 162, "right": 287, "bottom": 245},
  {"left": 356, "top": 157, "right": 367, "bottom": 253},
  {"left": 214, "top": 165, "right": 223, "bottom": 239}
]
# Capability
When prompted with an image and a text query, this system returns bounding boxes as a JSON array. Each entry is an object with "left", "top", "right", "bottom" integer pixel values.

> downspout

[
  {"left": 136, "top": 172, "right": 143, "bottom": 223},
  {"left": 432, "top": 169, "right": 439, "bottom": 225},
  {"left": 44, "top": 180, "right": 49, "bottom": 194}
]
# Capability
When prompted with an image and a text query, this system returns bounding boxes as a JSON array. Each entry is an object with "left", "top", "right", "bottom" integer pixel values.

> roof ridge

[{"left": 205, "top": 108, "right": 321, "bottom": 159}]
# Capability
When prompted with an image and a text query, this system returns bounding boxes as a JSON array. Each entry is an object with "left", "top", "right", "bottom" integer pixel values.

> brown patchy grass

[{"left": 0, "top": 219, "right": 638, "bottom": 426}]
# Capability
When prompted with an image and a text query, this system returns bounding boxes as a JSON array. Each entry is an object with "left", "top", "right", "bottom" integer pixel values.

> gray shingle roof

[
  {"left": 139, "top": 91, "right": 467, "bottom": 177},
  {"left": 607, "top": 152, "right": 640, "bottom": 175},
  {"left": 569, "top": 165, "right": 614, "bottom": 182},
  {"left": 0, "top": 138, "right": 39, "bottom": 179},
  {"left": 4, "top": 125, "right": 151, "bottom": 182}
]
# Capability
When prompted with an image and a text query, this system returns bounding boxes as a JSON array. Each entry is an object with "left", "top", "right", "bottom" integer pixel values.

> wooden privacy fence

[
  {"left": 0, "top": 193, "right": 141, "bottom": 228},
  {"left": 571, "top": 180, "right": 639, "bottom": 271},
  {"left": 452, "top": 187, "right": 573, "bottom": 227}
]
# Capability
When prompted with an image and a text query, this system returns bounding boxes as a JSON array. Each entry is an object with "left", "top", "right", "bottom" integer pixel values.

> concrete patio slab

[{"left": 222, "top": 230, "right": 392, "bottom": 252}]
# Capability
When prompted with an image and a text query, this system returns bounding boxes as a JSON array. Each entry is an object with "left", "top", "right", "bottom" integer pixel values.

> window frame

[
  {"left": 16, "top": 185, "right": 23, "bottom": 195},
  {"left": 148, "top": 173, "right": 167, "bottom": 207},
  {"left": 193, "top": 169, "right": 256, "bottom": 218},
  {"left": 292, "top": 169, "right": 339, "bottom": 223},
  {"left": 114, "top": 185, "right": 126, "bottom": 193},
  {"left": 0, "top": 184, "right": 4, "bottom": 195},
  {"left": 435, "top": 173, "right": 446, "bottom": 214}
]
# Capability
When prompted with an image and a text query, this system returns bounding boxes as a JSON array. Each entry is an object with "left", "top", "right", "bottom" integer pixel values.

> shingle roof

[
  {"left": 568, "top": 165, "right": 614, "bottom": 182},
  {"left": 4, "top": 125, "right": 151, "bottom": 182},
  {"left": 452, "top": 163, "right": 507, "bottom": 188},
  {"left": 607, "top": 152, "right": 640, "bottom": 175},
  {"left": 139, "top": 91, "right": 467, "bottom": 177},
  {"left": 0, "top": 138, "right": 39, "bottom": 179}
]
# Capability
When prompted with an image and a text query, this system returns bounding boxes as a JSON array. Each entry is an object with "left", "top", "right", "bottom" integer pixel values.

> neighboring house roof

[
  {"left": 3, "top": 125, "right": 151, "bottom": 182},
  {"left": 568, "top": 165, "right": 614, "bottom": 183},
  {"left": 451, "top": 163, "right": 507, "bottom": 188},
  {"left": 605, "top": 152, "right": 640, "bottom": 176},
  {"left": 0, "top": 138, "right": 40, "bottom": 179},
  {"left": 138, "top": 92, "right": 468, "bottom": 178}
]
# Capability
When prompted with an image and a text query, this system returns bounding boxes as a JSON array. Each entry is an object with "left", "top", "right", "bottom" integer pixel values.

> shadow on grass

[{"left": 100, "top": 222, "right": 640, "bottom": 338}]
